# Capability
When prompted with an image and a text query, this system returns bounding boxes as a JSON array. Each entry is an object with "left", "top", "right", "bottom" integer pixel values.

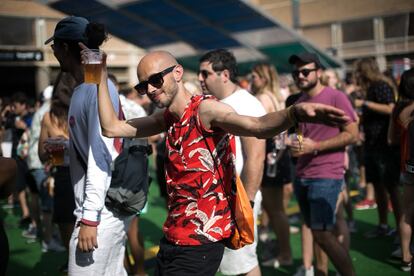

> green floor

[{"left": 2, "top": 179, "right": 408, "bottom": 276}]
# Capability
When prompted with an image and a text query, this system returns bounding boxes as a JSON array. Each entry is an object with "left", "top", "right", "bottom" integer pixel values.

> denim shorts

[
  {"left": 30, "top": 169, "right": 53, "bottom": 212},
  {"left": 294, "top": 178, "right": 343, "bottom": 230}
]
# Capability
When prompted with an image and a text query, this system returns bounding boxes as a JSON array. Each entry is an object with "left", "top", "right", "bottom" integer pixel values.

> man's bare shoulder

[{"left": 198, "top": 98, "right": 220, "bottom": 113}]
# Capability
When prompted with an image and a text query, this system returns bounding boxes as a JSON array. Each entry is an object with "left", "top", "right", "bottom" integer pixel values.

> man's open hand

[{"left": 295, "top": 102, "right": 349, "bottom": 126}]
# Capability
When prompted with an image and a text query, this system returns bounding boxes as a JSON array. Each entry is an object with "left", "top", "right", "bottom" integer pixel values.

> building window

[
  {"left": 409, "top": 12, "right": 414, "bottom": 36},
  {"left": 384, "top": 14, "right": 408, "bottom": 38},
  {"left": 0, "top": 16, "right": 34, "bottom": 46},
  {"left": 342, "top": 19, "right": 374, "bottom": 43}
]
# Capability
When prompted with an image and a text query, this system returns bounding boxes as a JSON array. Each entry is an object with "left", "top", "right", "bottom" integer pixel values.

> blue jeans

[
  {"left": 294, "top": 178, "right": 343, "bottom": 230},
  {"left": 30, "top": 169, "right": 53, "bottom": 212}
]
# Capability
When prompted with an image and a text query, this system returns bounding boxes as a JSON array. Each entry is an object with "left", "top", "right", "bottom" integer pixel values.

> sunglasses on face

[
  {"left": 134, "top": 65, "right": 176, "bottom": 95},
  {"left": 292, "top": 68, "right": 318, "bottom": 78},
  {"left": 198, "top": 69, "right": 221, "bottom": 80}
]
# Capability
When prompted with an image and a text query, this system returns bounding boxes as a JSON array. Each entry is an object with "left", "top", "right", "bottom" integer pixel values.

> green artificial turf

[{"left": 2, "top": 168, "right": 408, "bottom": 275}]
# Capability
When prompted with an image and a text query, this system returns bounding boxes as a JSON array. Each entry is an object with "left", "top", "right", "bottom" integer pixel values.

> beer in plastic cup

[
  {"left": 46, "top": 138, "right": 67, "bottom": 166},
  {"left": 84, "top": 49, "right": 102, "bottom": 84},
  {"left": 50, "top": 147, "right": 65, "bottom": 166}
]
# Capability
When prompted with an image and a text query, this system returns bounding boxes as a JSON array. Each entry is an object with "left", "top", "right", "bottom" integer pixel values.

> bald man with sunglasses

[{"left": 82, "top": 45, "right": 350, "bottom": 275}]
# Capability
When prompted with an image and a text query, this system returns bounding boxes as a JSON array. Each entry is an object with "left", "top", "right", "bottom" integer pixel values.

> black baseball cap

[
  {"left": 44, "top": 16, "right": 89, "bottom": 45},
  {"left": 288, "top": 52, "right": 323, "bottom": 68}
]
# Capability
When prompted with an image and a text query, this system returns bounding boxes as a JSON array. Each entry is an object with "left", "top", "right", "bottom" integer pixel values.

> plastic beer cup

[
  {"left": 46, "top": 138, "right": 67, "bottom": 166},
  {"left": 84, "top": 49, "right": 103, "bottom": 84}
]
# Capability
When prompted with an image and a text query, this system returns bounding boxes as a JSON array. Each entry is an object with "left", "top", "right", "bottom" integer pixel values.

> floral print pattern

[{"left": 163, "top": 95, "right": 236, "bottom": 245}]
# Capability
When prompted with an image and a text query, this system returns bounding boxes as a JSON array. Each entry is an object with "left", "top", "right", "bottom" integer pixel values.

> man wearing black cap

[
  {"left": 45, "top": 17, "right": 130, "bottom": 275},
  {"left": 288, "top": 52, "right": 358, "bottom": 276}
]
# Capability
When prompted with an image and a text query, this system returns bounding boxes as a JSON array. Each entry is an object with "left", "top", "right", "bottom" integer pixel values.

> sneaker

[
  {"left": 294, "top": 265, "right": 314, "bottom": 276},
  {"left": 262, "top": 257, "right": 277, "bottom": 267},
  {"left": 355, "top": 199, "right": 377, "bottom": 210},
  {"left": 262, "top": 257, "right": 293, "bottom": 268},
  {"left": 364, "top": 225, "right": 394, "bottom": 238},
  {"left": 22, "top": 224, "right": 37, "bottom": 239},
  {"left": 290, "top": 225, "right": 300, "bottom": 234},
  {"left": 1, "top": 203, "right": 14, "bottom": 209},
  {"left": 42, "top": 239, "right": 66, "bottom": 253},
  {"left": 401, "top": 260, "right": 412, "bottom": 272},
  {"left": 347, "top": 220, "right": 357, "bottom": 233}
]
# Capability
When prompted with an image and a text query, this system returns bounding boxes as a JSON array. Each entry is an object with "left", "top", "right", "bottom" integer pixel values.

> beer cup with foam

[{"left": 84, "top": 49, "right": 103, "bottom": 84}]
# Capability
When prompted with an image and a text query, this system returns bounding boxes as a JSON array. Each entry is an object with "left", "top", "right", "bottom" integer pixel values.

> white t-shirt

[
  {"left": 220, "top": 89, "right": 266, "bottom": 174},
  {"left": 27, "top": 101, "right": 50, "bottom": 169},
  {"left": 119, "top": 94, "right": 147, "bottom": 120},
  {"left": 68, "top": 80, "right": 120, "bottom": 226}
]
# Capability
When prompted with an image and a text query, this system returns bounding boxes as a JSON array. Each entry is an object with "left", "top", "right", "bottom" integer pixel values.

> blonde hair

[
  {"left": 251, "top": 63, "right": 284, "bottom": 105},
  {"left": 321, "top": 69, "right": 338, "bottom": 87},
  {"left": 353, "top": 58, "right": 397, "bottom": 98}
]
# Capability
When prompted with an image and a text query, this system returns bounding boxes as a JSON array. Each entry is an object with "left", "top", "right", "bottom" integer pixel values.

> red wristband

[{"left": 80, "top": 218, "right": 99, "bottom": 227}]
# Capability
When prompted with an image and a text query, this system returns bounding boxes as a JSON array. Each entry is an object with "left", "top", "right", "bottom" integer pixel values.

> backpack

[
  {"left": 74, "top": 138, "right": 151, "bottom": 217},
  {"left": 105, "top": 138, "right": 152, "bottom": 216},
  {"left": 73, "top": 97, "right": 152, "bottom": 217}
]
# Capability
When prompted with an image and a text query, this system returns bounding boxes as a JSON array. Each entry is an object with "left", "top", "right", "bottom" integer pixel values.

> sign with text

[{"left": 0, "top": 50, "right": 43, "bottom": 62}]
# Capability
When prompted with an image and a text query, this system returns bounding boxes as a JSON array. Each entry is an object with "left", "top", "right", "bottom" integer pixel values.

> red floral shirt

[{"left": 163, "top": 95, "right": 236, "bottom": 245}]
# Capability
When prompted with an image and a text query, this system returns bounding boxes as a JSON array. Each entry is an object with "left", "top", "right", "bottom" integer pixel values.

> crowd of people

[{"left": 0, "top": 15, "right": 413, "bottom": 276}]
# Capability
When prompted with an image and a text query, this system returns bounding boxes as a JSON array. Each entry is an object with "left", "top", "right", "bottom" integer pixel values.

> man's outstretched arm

[{"left": 198, "top": 100, "right": 349, "bottom": 139}]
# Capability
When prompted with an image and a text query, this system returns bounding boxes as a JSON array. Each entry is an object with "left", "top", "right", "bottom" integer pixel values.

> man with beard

[
  {"left": 90, "top": 47, "right": 351, "bottom": 275},
  {"left": 198, "top": 49, "right": 265, "bottom": 276},
  {"left": 288, "top": 52, "right": 358, "bottom": 276}
]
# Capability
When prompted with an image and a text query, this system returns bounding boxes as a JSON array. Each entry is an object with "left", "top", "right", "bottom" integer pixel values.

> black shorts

[
  {"left": 262, "top": 140, "right": 293, "bottom": 187},
  {"left": 52, "top": 166, "right": 76, "bottom": 224},
  {"left": 155, "top": 237, "right": 225, "bottom": 276},
  {"left": 365, "top": 146, "right": 400, "bottom": 186},
  {"left": 15, "top": 158, "right": 38, "bottom": 193}
]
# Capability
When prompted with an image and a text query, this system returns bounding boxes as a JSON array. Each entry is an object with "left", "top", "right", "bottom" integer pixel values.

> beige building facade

[
  {"left": 1, "top": 0, "right": 413, "bottom": 98},
  {"left": 252, "top": 0, "right": 414, "bottom": 72},
  {"left": 0, "top": 0, "right": 145, "bottom": 98}
]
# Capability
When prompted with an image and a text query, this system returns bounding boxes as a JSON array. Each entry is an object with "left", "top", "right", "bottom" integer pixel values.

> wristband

[{"left": 80, "top": 218, "right": 99, "bottom": 227}]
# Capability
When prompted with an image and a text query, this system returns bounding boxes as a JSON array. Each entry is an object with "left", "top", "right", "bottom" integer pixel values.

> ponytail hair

[{"left": 85, "top": 22, "right": 108, "bottom": 49}]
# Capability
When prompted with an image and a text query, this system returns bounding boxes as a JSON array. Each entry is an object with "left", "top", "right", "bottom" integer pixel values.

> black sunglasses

[
  {"left": 198, "top": 69, "right": 221, "bottom": 80},
  {"left": 292, "top": 68, "right": 318, "bottom": 78},
  {"left": 134, "top": 65, "right": 176, "bottom": 95}
]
